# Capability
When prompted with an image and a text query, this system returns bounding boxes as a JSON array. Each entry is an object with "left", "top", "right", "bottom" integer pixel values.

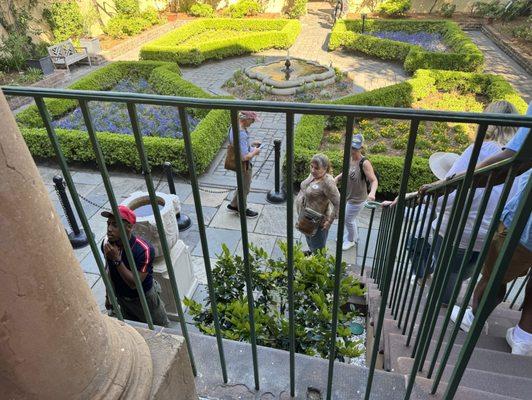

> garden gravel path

[{"left": 465, "top": 30, "right": 531, "bottom": 102}]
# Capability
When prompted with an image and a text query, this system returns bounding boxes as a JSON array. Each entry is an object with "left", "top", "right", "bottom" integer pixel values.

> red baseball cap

[{"left": 101, "top": 205, "right": 136, "bottom": 225}]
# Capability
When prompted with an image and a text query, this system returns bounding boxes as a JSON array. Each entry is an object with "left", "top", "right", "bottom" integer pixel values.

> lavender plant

[
  {"left": 369, "top": 31, "right": 449, "bottom": 52},
  {"left": 52, "top": 78, "right": 198, "bottom": 138}
]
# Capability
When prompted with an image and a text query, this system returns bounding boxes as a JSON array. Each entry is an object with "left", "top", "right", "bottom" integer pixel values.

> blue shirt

[
  {"left": 501, "top": 102, "right": 532, "bottom": 251},
  {"left": 228, "top": 126, "right": 250, "bottom": 157}
]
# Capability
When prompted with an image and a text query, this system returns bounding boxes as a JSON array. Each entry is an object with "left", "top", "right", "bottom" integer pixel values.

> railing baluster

[
  {"left": 371, "top": 206, "right": 386, "bottom": 280},
  {"left": 326, "top": 115, "right": 355, "bottom": 400},
  {"left": 510, "top": 270, "right": 531, "bottom": 309},
  {"left": 230, "top": 109, "right": 260, "bottom": 390},
  {"left": 392, "top": 198, "right": 419, "bottom": 316},
  {"left": 34, "top": 97, "right": 123, "bottom": 320},
  {"left": 427, "top": 172, "right": 496, "bottom": 380},
  {"left": 361, "top": 204, "right": 376, "bottom": 277},
  {"left": 285, "top": 111, "right": 296, "bottom": 397},
  {"left": 442, "top": 174, "right": 531, "bottom": 400},
  {"left": 406, "top": 189, "right": 448, "bottom": 346},
  {"left": 390, "top": 199, "right": 415, "bottom": 313},
  {"left": 432, "top": 168, "right": 519, "bottom": 393},
  {"left": 364, "top": 119, "right": 420, "bottom": 400}
]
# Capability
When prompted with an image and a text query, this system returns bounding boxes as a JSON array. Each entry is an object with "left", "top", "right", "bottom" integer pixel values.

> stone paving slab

[
  {"left": 210, "top": 200, "right": 264, "bottom": 231},
  {"left": 191, "top": 227, "right": 243, "bottom": 257}
]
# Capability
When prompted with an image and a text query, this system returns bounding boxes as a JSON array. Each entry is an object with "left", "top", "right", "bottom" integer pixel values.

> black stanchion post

[
  {"left": 163, "top": 162, "right": 192, "bottom": 231},
  {"left": 53, "top": 175, "right": 89, "bottom": 248},
  {"left": 267, "top": 139, "right": 287, "bottom": 204}
]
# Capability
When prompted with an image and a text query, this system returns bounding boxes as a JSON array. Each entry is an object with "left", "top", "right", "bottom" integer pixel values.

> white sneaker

[
  {"left": 506, "top": 327, "right": 532, "bottom": 356},
  {"left": 450, "top": 305, "right": 474, "bottom": 333},
  {"left": 342, "top": 241, "right": 356, "bottom": 251}
]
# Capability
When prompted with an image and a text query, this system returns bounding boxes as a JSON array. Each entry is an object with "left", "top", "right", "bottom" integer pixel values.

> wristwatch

[{"left": 108, "top": 259, "right": 121, "bottom": 268}]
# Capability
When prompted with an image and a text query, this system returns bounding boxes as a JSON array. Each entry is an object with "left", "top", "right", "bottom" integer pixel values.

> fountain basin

[{"left": 244, "top": 58, "right": 336, "bottom": 95}]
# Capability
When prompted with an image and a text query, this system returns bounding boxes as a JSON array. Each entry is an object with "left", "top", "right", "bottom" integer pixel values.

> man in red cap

[
  {"left": 101, "top": 205, "right": 169, "bottom": 326},
  {"left": 227, "top": 110, "right": 261, "bottom": 218}
]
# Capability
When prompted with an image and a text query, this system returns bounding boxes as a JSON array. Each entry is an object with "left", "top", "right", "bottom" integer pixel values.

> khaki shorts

[{"left": 482, "top": 222, "right": 531, "bottom": 284}]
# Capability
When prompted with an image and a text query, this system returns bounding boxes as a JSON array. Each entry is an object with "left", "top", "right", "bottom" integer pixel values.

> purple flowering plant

[
  {"left": 52, "top": 78, "right": 198, "bottom": 138},
  {"left": 369, "top": 31, "right": 449, "bottom": 53}
]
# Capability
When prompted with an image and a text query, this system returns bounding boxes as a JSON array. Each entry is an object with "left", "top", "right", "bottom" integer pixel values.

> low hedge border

[
  {"left": 329, "top": 19, "right": 484, "bottom": 74},
  {"left": 292, "top": 69, "right": 527, "bottom": 197},
  {"left": 17, "top": 61, "right": 231, "bottom": 174},
  {"left": 140, "top": 18, "right": 301, "bottom": 65}
]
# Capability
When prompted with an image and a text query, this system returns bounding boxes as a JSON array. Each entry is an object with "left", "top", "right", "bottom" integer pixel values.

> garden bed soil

[
  {"left": 0, "top": 71, "right": 42, "bottom": 86},
  {"left": 319, "top": 90, "right": 487, "bottom": 158}
]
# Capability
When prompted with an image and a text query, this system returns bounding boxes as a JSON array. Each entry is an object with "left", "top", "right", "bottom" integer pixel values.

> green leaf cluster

[
  {"left": 188, "top": 3, "right": 215, "bottom": 18},
  {"left": 284, "top": 0, "right": 308, "bottom": 18},
  {"left": 329, "top": 19, "right": 484, "bottom": 74},
  {"left": 290, "top": 69, "right": 527, "bottom": 197},
  {"left": 223, "top": 0, "right": 263, "bottom": 18},
  {"left": 16, "top": 61, "right": 230, "bottom": 174},
  {"left": 44, "top": 0, "right": 84, "bottom": 43},
  {"left": 104, "top": 7, "right": 161, "bottom": 39},
  {"left": 377, "top": 0, "right": 412, "bottom": 17},
  {"left": 184, "top": 243, "right": 365, "bottom": 359},
  {"left": 140, "top": 18, "right": 301, "bottom": 65}
]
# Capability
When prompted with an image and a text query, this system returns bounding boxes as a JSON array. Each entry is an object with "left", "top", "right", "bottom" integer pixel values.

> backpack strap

[{"left": 359, "top": 157, "right": 367, "bottom": 182}]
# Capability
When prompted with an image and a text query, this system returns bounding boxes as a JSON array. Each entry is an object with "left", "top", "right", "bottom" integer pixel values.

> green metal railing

[{"left": 3, "top": 85, "right": 531, "bottom": 400}]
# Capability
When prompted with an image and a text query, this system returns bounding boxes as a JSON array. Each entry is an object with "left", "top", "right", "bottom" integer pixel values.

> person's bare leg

[{"left": 472, "top": 274, "right": 505, "bottom": 316}]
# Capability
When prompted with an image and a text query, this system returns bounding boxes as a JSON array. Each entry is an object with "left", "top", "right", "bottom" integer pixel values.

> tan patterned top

[{"left": 296, "top": 173, "right": 341, "bottom": 223}]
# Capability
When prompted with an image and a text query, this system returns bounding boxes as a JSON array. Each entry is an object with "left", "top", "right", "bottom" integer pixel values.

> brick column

[{"left": 0, "top": 92, "right": 153, "bottom": 399}]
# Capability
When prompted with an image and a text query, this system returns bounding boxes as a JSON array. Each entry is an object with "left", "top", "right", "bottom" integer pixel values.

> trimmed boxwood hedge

[
  {"left": 16, "top": 61, "right": 231, "bottom": 174},
  {"left": 140, "top": 18, "right": 301, "bottom": 65},
  {"left": 292, "top": 69, "right": 527, "bottom": 197},
  {"left": 329, "top": 19, "right": 484, "bottom": 74}
]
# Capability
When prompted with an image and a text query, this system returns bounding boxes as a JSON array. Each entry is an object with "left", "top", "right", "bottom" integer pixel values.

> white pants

[{"left": 344, "top": 201, "right": 364, "bottom": 243}]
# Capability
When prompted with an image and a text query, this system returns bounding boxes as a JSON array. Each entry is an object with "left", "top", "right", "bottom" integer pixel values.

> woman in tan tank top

[
  {"left": 334, "top": 134, "right": 378, "bottom": 251},
  {"left": 296, "top": 154, "right": 341, "bottom": 254}
]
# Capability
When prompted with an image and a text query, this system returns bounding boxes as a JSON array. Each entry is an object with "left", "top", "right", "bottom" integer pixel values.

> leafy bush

[
  {"left": 440, "top": 3, "right": 456, "bottom": 18},
  {"left": 285, "top": 0, "right": 308, "bottom": 18},
  {"left": 114, "top": 0, "right": 140, "bottom": 16},
  {"left": 511, "top": 17, "right": 532, "bottom": 42},
  {"left": 377, "top": 0, "right": 411, "bottom": 17},
  {"left": 141, "top": 7, "right": 161, "bottom": 24},
  {"left": 184, "top": 243, "right": 365, "bottom": 359},
  {"left": 290, "top": 69, "right": 527, "bottom": 197},
  {"left": 329, "top": 19, "right": 484, "bottom": 73},
  {"left": 16, "top": 61, "right": 230, "bottom": 174},
  {"left": 141, "top": 19, "right": 301, "bottom": 65},
  {"left": 188, "top": 3, "right": 215, "bottom": 17},
  {"left": 224, "top": 0, "right": 262, "bottom": 18},
  {"left": 0, "top": 33, "right": 34, "bottom": 71},
  {"left": 104, "top": 16, "right": 152, "bottom": 38},
  {"left": 44, "top": 1, "right": 84, "bottom": 42}
]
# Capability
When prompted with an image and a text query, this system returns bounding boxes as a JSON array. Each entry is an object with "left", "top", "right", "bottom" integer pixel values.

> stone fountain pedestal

[{"left": 122, "top": 191, "right": 197, "bottom": 320}]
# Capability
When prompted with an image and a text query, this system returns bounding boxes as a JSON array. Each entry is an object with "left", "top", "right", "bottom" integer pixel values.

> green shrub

[
  {"left": 511, "top": 17, "right": 532, "bottom": 42},
  {"left": 370, "top": 142, "right": 388, "bottom": 153},
  {"left": 285, "top": 0, "right": 308, "bottom": 18},
  {"left": 114, "top": 0, "right": 140, "bottom": 16},
  {"left": 44, "top": 1, "right": 84, "bottom": 42},
  {"left": 104, "top": 16, "right": 151, "bottom": 38},
  {"left": 225, "top": 0, "right": 262, "bottom": 18},
  {"left": 188, "top": 3, "right": 215, "bottom": 17},
  {"left": 16, "top": 61, "right": 230, "bottom": 174},
  {"left": 0, "top": 32, "right": 33, "bottom": 71},
  {"left": 290, "top": 69, "right": 527, "bottom": 197},
  {"left": 440, "top": 3, "right": 456, "bottom": 18},
  {"left": 329, "top": 19, "right": 484, "bottom": 74},
  {"left": 141, "top": 7, "right": 161, "bottom": 24},
  {"left": 377, "top": 0, "right": 411, "bottom": 17},
  {"left": 140, "top": 19, "right": 301, "bottom": 65},
  {"left": 184, "top": 243, "right": 365, "bottom": 359}
]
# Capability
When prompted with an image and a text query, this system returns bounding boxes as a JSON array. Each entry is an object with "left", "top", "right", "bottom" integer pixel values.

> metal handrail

[{"left": 4, "top": 84, "right": 531, "bottom": 400}]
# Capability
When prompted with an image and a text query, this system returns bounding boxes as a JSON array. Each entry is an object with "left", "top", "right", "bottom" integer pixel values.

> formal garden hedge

[
  {"left": 140, "top": 18, "right": 301, "bottom": 65},
  {"left": 329, "top": 19, "right": 484, "bottom": 73},
  {"left": 292, "top": 69, "right": 527, "bottom": 197},
  {"left": 16, "top": 61, "right": 230, "bottom": 174}
]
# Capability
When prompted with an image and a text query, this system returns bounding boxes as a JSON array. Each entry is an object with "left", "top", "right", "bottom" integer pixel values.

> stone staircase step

[
  {"left": 411, "top": 375, "right": 521, "bottom": 400},
  {"left": 386, "top": 333, "right": 532, "bottom": 379},
  {"left": 397, "top": 357, "right": 532, "bottom": 400}
]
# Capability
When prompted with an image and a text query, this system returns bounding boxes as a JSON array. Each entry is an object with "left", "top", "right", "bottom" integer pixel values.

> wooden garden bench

[{"left": 47, "top": 40, "right": 91, "bottom": 72}]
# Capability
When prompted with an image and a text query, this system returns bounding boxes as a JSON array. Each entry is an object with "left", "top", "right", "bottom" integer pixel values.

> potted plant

[{"left": 26, "top": 42, "right": 55, "bottom": 75}]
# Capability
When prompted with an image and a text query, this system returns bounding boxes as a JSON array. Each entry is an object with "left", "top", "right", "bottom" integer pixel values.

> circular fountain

[{"left": 244, "top": 56, "right": 336, "bottom": 96}]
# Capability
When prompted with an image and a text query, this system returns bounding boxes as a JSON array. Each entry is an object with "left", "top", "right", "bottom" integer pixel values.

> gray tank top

[{"left": 346, "top": 161, "right": 368, "bottom": 204}]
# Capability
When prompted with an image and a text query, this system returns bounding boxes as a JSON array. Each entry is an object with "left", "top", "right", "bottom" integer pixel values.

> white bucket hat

[{"left": 429, "top": 152, "right": 460, "bottom": 180}]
